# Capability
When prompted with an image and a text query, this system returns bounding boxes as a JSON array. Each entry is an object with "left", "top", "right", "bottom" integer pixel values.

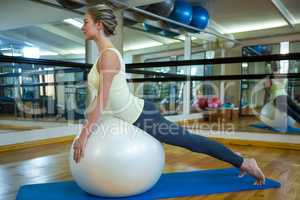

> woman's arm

[
  {"left": 82, "top": 50, "right": 121, "bottom": 137},
  {"left": 263, "top": 78, "right": 272, "bottom": 104},
  {"left": 73, "top": 50, "right": 121, "bottom": 163}
]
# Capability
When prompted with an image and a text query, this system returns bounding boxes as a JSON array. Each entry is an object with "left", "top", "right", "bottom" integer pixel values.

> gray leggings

[
  {"left": 274, "top": 95, "right": 300, "bottom": 123},
  {"left": 133, "top": 100, "right": 244, "bottom": 168}
]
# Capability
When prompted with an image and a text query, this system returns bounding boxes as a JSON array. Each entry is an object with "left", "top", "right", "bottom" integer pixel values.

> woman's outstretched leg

[
  {"left": 150, "top": 116, "right": 244, "bottom": 168},
  {"left": 274, "top": 95, "right": 300, "bottom": 123},
  {"left": 133, "top": 101, "right": 265, "bottom": 185}
]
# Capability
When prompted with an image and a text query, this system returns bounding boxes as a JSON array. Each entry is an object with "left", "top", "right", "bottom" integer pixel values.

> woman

[
  {"left": 73, "top": 4, "right": 265, "bottom": 185},
  {"left": 267, "top": 61, "right": 300, "bottom": 124}
]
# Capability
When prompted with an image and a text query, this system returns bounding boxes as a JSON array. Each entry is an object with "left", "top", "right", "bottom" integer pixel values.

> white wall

[
  {"left": 1, "top": 120, "right": 300, "bottom": 146},
  {"left": 0, "top": 124, "right": 80, "bottom": 146}
]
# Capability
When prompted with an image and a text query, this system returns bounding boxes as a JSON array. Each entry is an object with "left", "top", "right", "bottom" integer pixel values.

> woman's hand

[{"left": 73, "top": 130, "right": 89, "bottom": 163}]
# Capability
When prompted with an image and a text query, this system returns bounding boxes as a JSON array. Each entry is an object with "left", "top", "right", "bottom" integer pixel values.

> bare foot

[
  {"left": 234, "top": 152, "right": 248, "bottom": 178},
  {"left": 294, "top": 123, "right": 300, "bottom": 128},
  {"left": 240, "top": 158, "right": 265, "bottom": 186}
]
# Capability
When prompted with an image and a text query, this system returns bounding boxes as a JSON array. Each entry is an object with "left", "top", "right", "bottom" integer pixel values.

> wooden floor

[{"left": 1, "top": 142, "right": 300, "bottom": 200}]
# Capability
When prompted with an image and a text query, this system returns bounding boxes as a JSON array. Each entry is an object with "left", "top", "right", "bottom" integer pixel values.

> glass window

[{"left": 0, "top": 18, "right": 85, "bottom": 63}]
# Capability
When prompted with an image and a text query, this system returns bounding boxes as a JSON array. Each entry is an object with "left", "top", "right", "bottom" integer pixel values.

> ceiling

[{"left": 0, "top": 0, "right": 299, "bottom": 61}]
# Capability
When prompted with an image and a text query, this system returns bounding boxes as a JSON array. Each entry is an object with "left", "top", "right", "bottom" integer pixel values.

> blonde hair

[{"left": 87, "top": 4, "right": 118, "bottom": 36}]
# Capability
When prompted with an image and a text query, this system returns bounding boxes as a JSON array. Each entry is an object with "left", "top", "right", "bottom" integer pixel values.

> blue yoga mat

[
  {"left": 16, "top": 168, "right": 280, "bottom": 200},
  {"left": 250, "top": 123, "right": 300, "bottom": 133}
]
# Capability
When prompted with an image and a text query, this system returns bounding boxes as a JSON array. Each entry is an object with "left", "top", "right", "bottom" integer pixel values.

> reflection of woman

[
  {"left": 73, "top": 4, "right": 265, "bottom": 185},
  {"left": 268, "top": 62, "right": 300, "bottom": 123}
]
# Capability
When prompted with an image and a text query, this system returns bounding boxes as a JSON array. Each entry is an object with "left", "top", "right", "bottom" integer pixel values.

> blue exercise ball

[
  {"left": 252, "top": 44, "right": 271, "bottom": 55},
  {"left": 160, "top": 30, "right": 180, "bottom": 38},
  {"left": 191, "top": 6, "right": 209, "bottom": 29},
  {"left": 143, "top": 23, "right": 162, "bottom": 33},
  {"left": 169, "top": 0, "right": 193, "bottom": 26}
]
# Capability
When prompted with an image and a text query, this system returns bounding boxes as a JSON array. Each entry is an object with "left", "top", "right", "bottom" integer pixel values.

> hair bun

[{"left": 87, "top": 4, "right": 118, "bottom": 37}]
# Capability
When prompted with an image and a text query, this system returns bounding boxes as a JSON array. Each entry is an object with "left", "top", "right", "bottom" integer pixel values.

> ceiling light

[
  {"left": 64, "top": 18, "right": 83, "bottom": 29},
  {"left": 62, "top": 49, "right": 85, "bottom": 55},
  {"left": 224, "top": 20, "right": 287, "bottom": 34},
  {"left": 124, "top": 41, "right": 162, "bottom": 51},
  {"left": 23, "top": 47, "right": 40, "bottom": 58},
  {"left": 25, "top": 42, "right": 33, "bottom": 46},
  {"left": 40, "top": 51, "right": 59, "bottom": 56}
]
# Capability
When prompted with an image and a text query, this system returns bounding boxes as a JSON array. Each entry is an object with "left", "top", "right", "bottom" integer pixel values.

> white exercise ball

[
  {"left": 260, "top": 102, "right": 295, "bottom": 130},
  {"left": 69, "top": 115, "right": 165, "bottom": 198}
]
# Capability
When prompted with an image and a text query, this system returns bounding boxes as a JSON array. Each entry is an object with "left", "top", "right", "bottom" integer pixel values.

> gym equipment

[
  {"left": 260, "top": 102, "right": 296, "bottom": 131},
  {"left": 16, "top": 168, "right": 280, "bottom": 200},
  {"left": 250, "top": 123, "right": 300, "bottom": 133},
  {"left": 144, "top": 0, "right": 175, "bottom": 20},
  {"left": 160, "top": 30, "right": 180, "bottom": 37},
  {"left": 143, "top": 23, "right": 162, "bottom": 33},
  {"left": 208, "top": 96, "right": 221, "bottom": 108},
  {"left": 169, "top": 0, "right": 193, "bottom": 27},
  {"left": 223, "top": 102, "right": 235, "bottom": 109},
  {"left": 56, "top": 0, "right": 84, "bottom": 9},
  {"left": 190, "top": 6, "right": 209, "bottom": 29},
  {"left": 69, "top": 116, "right": 165, "bottom": 197},
  {"left": 196, "top": 97, "right": 208, "bottom": 109}
]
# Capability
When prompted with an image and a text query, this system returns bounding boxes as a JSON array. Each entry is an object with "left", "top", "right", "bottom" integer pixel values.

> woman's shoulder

[
  {"left": 100, "top": 48, "right": 121, "bottom": 62},
  {"left": 97, "top": 48, "right": 122, "bottom": 73}
]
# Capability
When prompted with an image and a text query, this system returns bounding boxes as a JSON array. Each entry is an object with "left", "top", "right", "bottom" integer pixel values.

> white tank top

[
  {"left": 270, "top": 78, "right": 288, "bottom": 100},
  {"left": 86, "top": 48, "right": 144, "bottom": 124}
]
